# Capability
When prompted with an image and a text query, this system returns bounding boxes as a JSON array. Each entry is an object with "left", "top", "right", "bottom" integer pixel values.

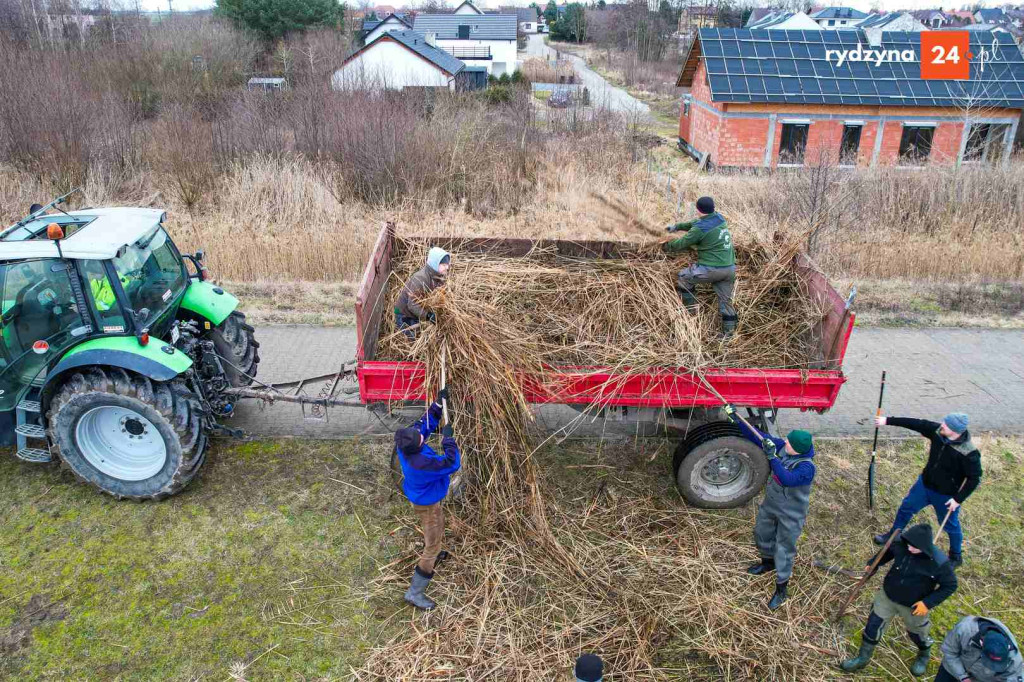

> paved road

[
  {"left": 523, "top": 34, "right": 652, "bottom": 122},
  {"left": 230, "top": 326, "right": 1024, "bottom": 440}
]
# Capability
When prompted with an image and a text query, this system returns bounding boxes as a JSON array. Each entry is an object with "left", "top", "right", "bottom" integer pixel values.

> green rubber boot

[
  {"left": 910, "top": 645, "right": 931, "bottom": 677},
  {"left": 839, "top": 640, "right": 877, "bottom": 672}
]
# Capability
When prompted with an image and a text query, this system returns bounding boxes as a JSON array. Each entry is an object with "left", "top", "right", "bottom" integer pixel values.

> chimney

[{"left": 425, "top": 32, "right": 437, "bottom": 46}]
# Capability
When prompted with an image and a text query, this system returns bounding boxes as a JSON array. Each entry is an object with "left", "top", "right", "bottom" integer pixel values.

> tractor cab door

[{"left": 0, "top": 259, "right": 88, "bottom": 411}]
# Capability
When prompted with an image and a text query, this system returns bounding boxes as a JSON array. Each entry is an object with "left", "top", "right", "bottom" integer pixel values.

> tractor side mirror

[
  {"left": 135, "top": 308, "right": 151, "bottom": 346},
  {"left": 195, "top": 249, "right": 205, "bottom": 262},
  {"left": 135, "top": 308, "right": 150, "bottom": 326}
]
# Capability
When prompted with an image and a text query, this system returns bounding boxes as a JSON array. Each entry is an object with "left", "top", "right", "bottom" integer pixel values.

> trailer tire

[
  {"left": 47, "top": 368, "right": 207, "bottom": 500},
  {"left": 674, "top": 430, "right": 769, "bottom": 509}
]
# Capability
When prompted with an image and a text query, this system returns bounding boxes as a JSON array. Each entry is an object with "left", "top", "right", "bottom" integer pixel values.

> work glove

[
  {"left": 911, "top": 602, "right": 929, "bottom": 617},
  {"left": 442, "top": 425, "right": 454, "bottom": 438},
  {"left": 761, "top": 438, "right": 777, "bottom": 458},
  {"left": 437, "top": 387, "right": 449, "bottom": 403},
  {"left": 666, "top": 223, "right": 678, "bottom": 233},
  {"left": 723, "top": 404, "right": 737, "bottom": 423}
]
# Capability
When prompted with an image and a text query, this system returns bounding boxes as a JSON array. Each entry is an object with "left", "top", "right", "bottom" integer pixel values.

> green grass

[{"left": 2, "top": 435, "right": 1022, "bottom": 679}]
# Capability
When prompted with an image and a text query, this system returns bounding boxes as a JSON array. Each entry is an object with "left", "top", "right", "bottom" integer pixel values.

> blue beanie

[
  {"left": 574, "top": 653, "right": 603, "bottom": 682},
  {"left": 943, "top": 413, "right": 969, "bottom": 434}
]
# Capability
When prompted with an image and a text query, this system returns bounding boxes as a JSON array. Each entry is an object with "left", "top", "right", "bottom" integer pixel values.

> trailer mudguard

[
  {"left": 43, "top": 336, "right": 193, "bottom": 398},
  {"left": 180, "top": 279, "right": 238, "bottom": 326}
]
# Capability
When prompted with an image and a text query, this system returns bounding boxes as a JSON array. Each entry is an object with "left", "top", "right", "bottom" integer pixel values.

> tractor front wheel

[
  {"left": 47, "top": 368, "right": 207, "bottom": 500},
  {"left": 210, "top": 311, "right": 259, "bottom": 387}
]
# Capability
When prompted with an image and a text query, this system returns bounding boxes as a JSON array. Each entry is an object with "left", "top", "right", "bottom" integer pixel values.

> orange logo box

[{"left": 921, "top": 32, "right": 970, "bottom": 80}]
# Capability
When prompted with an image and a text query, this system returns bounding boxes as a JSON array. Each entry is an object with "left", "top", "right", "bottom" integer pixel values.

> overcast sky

[{"left": 136, "top": 0, "right": 998, "bottom": 18}]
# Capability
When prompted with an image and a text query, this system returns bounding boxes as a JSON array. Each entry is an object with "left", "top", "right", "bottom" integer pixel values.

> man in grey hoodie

[
  {"left": 395, "top": 246, "right": 451, "bottom": 339},
  {"left": 936, "top": 616, "right": 1022, "bottom": 682}
]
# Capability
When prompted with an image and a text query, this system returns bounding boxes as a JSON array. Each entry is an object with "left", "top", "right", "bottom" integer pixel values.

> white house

[
  {"left": 502, "top": 6, "right": 540, "bottom": 33},
  {"left": 454, "top": 0, "right": 484, "bottom": 15},
  {"left": 856, "top": 12, "right": 928, "bottom": 44},
  {"left": 809, "top": 6, "right": 868, "bottom": 28},
  {"left": 362, "top": 13, "right": 413, "bottom": 44},
  {"left": 332, "top": 30, "right": 465, "bottom": 91},
  {"left": 910, "top": 10, "right": 948, "bottom": 29},
  {"left": 745, "top": 11, "right": 820, "bottom": 31},
  {"left": 413, "top": 14, "right": 518, "bottom": 76}
]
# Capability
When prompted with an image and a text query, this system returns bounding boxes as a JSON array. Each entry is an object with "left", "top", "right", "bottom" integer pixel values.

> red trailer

[{"left": 354, "top": 224, "right": 855, "bottom": 508}]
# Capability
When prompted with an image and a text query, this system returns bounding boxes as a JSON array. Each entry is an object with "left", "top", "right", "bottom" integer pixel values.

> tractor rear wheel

[
  {"left": 212, "top": 311, "right": 259, "bottom": 386},
  {"left": 673, "top": 427, "right": 769, "bottom": 509},
  {"left": 47, "top": 367, "right": 207, "bottom": 500}
]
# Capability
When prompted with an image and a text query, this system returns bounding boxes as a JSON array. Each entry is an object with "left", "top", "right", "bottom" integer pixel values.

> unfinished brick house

[{"left": 676, "top": 29, "right": 1024, "bottom": 169}]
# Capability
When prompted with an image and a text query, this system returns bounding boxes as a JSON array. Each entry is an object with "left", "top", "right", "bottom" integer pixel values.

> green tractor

[{"left": 0, "top": 192, "right": 259, "bottom": 500}]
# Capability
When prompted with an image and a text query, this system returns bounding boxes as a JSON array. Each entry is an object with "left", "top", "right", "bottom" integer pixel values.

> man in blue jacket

[
  {"left": 394, "top": 387, "right": 461, "bottom": 610},
  {"left": 725, "top": 405, "right": 815, "bottom": 610}
]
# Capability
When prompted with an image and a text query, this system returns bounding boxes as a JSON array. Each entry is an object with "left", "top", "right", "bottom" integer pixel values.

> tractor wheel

[
  {"left": 47, "top": 367, "right": 208, "bottom": 500},
  {"left": 212, "top": 311, "right": 259, "bottom": 386},
  {"left": 673, "top": 428, "right": 769, "bottom": 509}
]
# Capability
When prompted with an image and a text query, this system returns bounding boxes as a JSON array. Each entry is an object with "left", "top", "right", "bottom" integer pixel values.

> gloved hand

[
  {"left": 911, "top": 602, "right": 929, "bottom": 617},
  {"left": 723, "top": 404, "right": 737, "bottom": 423},
  {"left": 442, "top": 425, "right": 454, "bottom": 438},
  {"left": 437, "top": 387, "right": 449, "bottom": 403},
  {"left": 666, "top": 223, "right": 678, "bottom": 233},
  {"left": 761, "top": 438, "right": 777, "bottom": 458}
]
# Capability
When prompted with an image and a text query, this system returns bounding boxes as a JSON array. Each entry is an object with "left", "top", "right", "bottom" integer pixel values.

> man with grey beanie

[{"left": 871, "top": 412, "right": 982, "bottom": 569}]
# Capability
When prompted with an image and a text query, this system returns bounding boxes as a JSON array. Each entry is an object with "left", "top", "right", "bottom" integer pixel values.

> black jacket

[
  {"left": 877, "top": 525, "right": 958, "bottom": 610},
  {"left": 888, "top": 417, "right": 983, "bottom": 503}
]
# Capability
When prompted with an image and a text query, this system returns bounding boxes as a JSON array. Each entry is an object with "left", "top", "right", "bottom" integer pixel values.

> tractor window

[
  {"left": 111, "top": 228, "right": 186, "bottom": 322},
  {"left": 78, "top": 259, "right": 128, "bottom": 333},
  {"left": 0, "top": 259, "right": 86, "bottom": 411}
]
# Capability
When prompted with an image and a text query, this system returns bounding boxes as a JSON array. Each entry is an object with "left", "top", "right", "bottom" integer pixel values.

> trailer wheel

[{"left": 674, "top": 431, "right": 769, "bottom": 509}]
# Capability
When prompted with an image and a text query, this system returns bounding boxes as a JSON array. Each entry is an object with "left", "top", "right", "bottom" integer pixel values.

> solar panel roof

[{"left": 679, "top": 28, "right": 1024, "bottom": 108}]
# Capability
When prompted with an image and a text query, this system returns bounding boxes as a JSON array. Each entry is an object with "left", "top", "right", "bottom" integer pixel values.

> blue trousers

[
  {"left": 395, "top": 311, "right": 418, "bottom": 340},
  {"left": 888, "top": 476, "right": 963, "bottom": 555}
]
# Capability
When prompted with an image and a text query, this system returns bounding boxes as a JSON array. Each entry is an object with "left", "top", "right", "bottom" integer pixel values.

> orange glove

[{"left": 911, "top": 602, "right": 929, "bottom": 617}]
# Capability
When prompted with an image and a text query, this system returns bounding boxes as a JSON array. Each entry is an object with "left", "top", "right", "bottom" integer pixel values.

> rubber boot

[
  {"left": 403, "top": 567, "right": 436, "bottom": 610},
  {"left": 949, "top": 552, "right": 963, "bottom": 570},
  {"left": 873, "top": 530, "right": 892, "bottom": 546},
  {"left": 839, "top": 639, "right": 877, "bottom": 672},
  {"left": 768, "top": 580, "right": 788, "bottom": 610},
  {"left": 910, "top": 645, "right": 931, "bottom": 677},
  {"left": 747, "top": 557, "right": 775, "bottom": 575},
  {"left": 676, "top": 286, "right": 698, "bottom": 311},
  {"left": 721, "top": 314, "right": 738, "bottom": 339}
]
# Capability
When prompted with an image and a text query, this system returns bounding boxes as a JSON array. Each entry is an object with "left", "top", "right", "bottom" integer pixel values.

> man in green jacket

[{"left": 664, "top": 196, "right": 738, "bottom": 338}]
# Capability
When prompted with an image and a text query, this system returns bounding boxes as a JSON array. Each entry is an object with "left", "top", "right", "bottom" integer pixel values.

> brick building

[{"left": 676, "top": 29, "right": 1024, "bottom": 169}]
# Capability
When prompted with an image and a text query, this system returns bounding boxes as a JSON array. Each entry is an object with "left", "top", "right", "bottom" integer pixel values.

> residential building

[
  {"left": 974, "top": 8, "right": 1008, "bottom": 25},
  {"left": 413, "top": 13, "right": 518, "bottom": 76},
  {"left": 947, "top": 23, "right": 1012, "bottom": 33},
  {"left": 810, "top": 7, "right": 868, "bottom": 28},
  {"left": 744, "top": 7, "right": 774, "bottom": 27},
  {"left": 746, "top": 11, "right": 820, "bottom": 31},
  {"left": 362, "top": 13, "right": 413, "bottom": 43},
  {"left": 857, "top": 13, "right": 928, "bottom": 45},
  {"left": 332, "top": 30, "right": 465, "bottom": 90},
  {"left": 678, "top": 5, "right": 720, "bottom": 36},
  {"left": 454, "top": 0, "right": 485, "bottom": 15},
  {"left": 502, "top": 6, "right": 540, "bottom": 33},
  {"left": 909, "top": 10, "right": 948, "bottom": 29},
  {"left": 675, "top": 29, "right": 1023, "bottom": 169}
]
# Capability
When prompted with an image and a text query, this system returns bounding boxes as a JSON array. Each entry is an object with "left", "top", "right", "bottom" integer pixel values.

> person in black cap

[
  {"left": 937, "top": 615, "right": 1022, "bottom": 682},
  {"left": 840, "top": 523, "right": 958, "bottom": 677},
  {"left": 663, "top": 196, "right": 738, "bottom": 338},
  {"left": 574, "top": 653, "right": 603, "bottom": 682},
  {"left": 394, "top": 387, "right": 460, "bottom": 610}
]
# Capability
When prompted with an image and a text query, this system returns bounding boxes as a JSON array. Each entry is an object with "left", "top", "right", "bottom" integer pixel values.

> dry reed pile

[{"left": 355, "top": 236, "right": 847, "bottom": 680}]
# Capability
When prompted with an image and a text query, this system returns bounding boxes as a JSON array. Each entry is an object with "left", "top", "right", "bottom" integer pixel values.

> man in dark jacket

[
  {"left": 395, "top": 246, "right": 451, "bottom": 339},
  {"left": 394, "top": 387, "right": 461, "bottom": 610},
  {"left": 872, "top": 412, "right": 982, "bottom": 569},
  {"left": 841, "top": 523, "right": 959, "bottom": 676},
  {"left": 726, "top": 405, "right": 815, "bottom": 610},
  {"left": 937, "top": 616, "right": 1023, "bottom": 682},
  {"left": 664, "top": 196, "right": 738, "bottom": 338}
]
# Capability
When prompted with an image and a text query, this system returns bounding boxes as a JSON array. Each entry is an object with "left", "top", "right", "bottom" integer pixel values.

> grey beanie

[{"left": 943, "top": 413, "right": 969, "bottom": 434}]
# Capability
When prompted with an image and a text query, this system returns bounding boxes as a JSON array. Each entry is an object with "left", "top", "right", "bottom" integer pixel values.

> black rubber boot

[
  {"left": 949, "top": 552, "right": 963, "bottom": 569},
  {"left": 403, "top": 567, "right": 436, "bottom": 610},
  {"left": 839, "top": 639, "right": 877, "bottom": 672},
  {"left": 768, "top": 581, "right": 788, "bottom": 610},
  {"left": 747, "top": 557, "right": 775, "bottom": 575},
  {"left": 873, "top": 531, "right": 893, "bottom": 546},
  {"left": 910, "top": 645, "right": 932, "bottom": 677},
  {"left": 721, "top": 314, "right": 738, "bottom": 339}
]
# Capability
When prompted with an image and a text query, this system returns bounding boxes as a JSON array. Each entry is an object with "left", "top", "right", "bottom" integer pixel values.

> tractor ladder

[{"left": 15, "top": 375, "right": 53, "bottom": 463}]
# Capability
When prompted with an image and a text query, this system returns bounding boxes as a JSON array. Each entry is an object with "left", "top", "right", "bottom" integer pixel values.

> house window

[
  {"left": 899, "top": 125, "right": 934, "bottom": 164},
  {"left": 828, "top": 19, "right": 835, "bottom": 25},
  {"left": 779, "top": 123, "right": 809, "bottom": 165},
  {"left": 458, "top": 24, "right": 470, "bottom": 38},
  {"left": 964, "top": 123, "right": 1010, "bottom": 163},
  {"left": 840, "top": 124, "right": 862, "bottom": 165}
]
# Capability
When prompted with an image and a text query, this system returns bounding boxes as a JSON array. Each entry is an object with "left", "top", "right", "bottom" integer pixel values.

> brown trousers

[{"left": 413, "top": 502, "right": 445, "bottom": 574}]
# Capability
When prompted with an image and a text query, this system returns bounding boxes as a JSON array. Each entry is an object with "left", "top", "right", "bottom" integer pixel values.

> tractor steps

[
  {"left": 17, "top": 400, "right": 41, "bottom": 413},
  {"left": 15, "top": 423, "right": 46, "bottom": 439},
  {"left": 15, "top": 448, "right": 53, "bottom": 464}
]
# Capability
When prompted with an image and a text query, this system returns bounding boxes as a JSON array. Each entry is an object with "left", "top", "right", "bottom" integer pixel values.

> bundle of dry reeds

[{"left": 355, "top": 234, "right": 842, "bottom": 680}]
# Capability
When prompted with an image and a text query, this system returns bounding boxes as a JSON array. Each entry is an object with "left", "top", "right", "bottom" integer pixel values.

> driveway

[{"left": 523, "top": 34, "right": 652, "bottom": 122}]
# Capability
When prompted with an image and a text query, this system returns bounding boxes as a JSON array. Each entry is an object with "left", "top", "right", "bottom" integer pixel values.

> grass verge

[{"left": 2, "top": 435, "right": 1021, "bottom": 679}]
